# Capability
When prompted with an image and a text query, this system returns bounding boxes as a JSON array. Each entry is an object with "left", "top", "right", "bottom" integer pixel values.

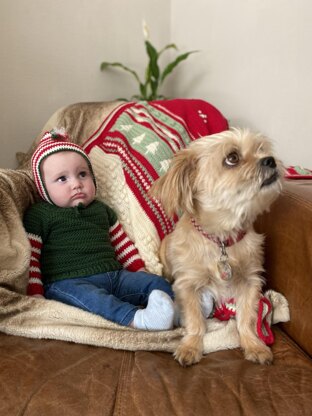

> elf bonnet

[{"left": 31, "top": 128, "right": 96, "bottom": 204}]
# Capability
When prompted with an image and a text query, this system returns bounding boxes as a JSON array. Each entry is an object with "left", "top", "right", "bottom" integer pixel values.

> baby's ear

[{"left": 149, "top": 148, "right": 197, "bottom": 217}]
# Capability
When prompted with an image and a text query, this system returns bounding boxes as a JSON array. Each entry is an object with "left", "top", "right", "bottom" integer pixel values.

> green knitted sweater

[{"left": 23, "top": 200, "right": 122, "bottom": 283}]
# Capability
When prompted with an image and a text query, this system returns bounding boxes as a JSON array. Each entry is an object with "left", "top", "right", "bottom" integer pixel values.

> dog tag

[
  {"left": 217, "top": 243, "right": 232, "bottom": 280},
  {"left": 218, "top": 257, "right": 232, "bottom": 280}
]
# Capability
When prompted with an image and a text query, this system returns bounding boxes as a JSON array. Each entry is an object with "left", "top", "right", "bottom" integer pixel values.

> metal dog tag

[{"left": 217, "top": 243, "right": 232, "bottom": 281}]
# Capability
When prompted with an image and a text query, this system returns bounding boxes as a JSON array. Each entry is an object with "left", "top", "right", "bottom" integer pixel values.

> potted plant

[{"left": 100, "top": 21, "right": 198, "bottom": 101}]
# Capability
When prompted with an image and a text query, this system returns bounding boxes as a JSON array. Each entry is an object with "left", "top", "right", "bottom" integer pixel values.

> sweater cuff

[
  {"left": 125, "top": 257, "right": 145, "bottom": 272},
  {"left": 27, "top": 284, "right": 44, "bottom": 297}
]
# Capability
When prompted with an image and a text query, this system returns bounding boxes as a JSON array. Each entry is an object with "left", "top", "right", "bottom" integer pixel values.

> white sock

[
  {"left": 173, "top": 289, "right": 214, "bottom": 327},
  {"left": 201, "top": 288, "right": 214, "bottom": 318},
  {"left": 133, "top": 290, "right": 174, "bottom": 331}
]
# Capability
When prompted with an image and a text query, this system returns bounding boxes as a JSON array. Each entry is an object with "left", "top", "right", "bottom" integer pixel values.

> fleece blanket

[{"left": 0, "top": 99, "right": 290, "bottom": 353}]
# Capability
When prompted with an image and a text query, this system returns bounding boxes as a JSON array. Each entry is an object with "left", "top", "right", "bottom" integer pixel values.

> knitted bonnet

[{"left": 31, "top": 128, "right": 96, "bottom": 204}]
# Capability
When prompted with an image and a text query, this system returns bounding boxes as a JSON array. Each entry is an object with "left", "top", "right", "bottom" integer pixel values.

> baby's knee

[{"left": 150, "top": 275, "right": 174, "bottom": 298}]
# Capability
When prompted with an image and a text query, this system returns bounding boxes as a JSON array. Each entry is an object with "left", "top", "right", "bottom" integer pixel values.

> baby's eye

[
  {"left": 57, "top": 176, "right": 67, "bottom": 183},
  {"left": 79, "top": 171, "right": 88, "bottom": 178},
  {"left": 224, "top": 152, "right": 240, "bottom": 167}
]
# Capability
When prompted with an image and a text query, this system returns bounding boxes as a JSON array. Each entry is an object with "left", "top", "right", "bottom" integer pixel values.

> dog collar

[
  {"left": 190, "top": 218, "right": 246, "bottom": 281},
  {"left": 190, "top": 218, "right": 246, "bottom": 247}
]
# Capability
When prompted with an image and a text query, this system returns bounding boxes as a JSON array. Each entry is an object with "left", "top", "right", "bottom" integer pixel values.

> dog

[{"left": 150, "top": 128, "right": 284, "bottom": 366}]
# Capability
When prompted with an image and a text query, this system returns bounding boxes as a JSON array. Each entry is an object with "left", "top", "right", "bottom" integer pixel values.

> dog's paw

[
  {"left": 244, "top": 345, "right": 273, "bottom": 365},
  {"left": 174, "top": 343, "right": 203, "bottom": 367}
]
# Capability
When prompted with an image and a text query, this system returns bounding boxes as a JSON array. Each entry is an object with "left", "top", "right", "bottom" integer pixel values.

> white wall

[
  {"left": 0, "top": 0, "right": 170, "bottom": 168},
  {"left": 171, "top": 0, "right": 312, "bottom": 167},
  {"left": 1, "top": 0, "right": 311, "bottom": 168}
]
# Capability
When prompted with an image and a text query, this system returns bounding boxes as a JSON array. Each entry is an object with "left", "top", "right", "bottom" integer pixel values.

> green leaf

[
  {"left": 145, "top": 41, "right": 160, "bottom": 81},
  {"left": 100, "top": 61, "right": 141, "bottom": 84},
  {"left": 160, "top": 51, "right": 199, "bottom": 84},
  {"left": 100, "top": 30, "right": 200, "bottom": 101},
  {"left": 139, "top": 82, "right": 147, "bottom": 100},
  {"left": 159, "top": 43, "right": 178, "bottom": 56},
  {"left": 150, "top": 79, "right": 158, "bottom": 98}
]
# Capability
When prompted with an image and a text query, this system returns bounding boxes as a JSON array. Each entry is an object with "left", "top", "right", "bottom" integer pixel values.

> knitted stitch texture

[
  {"left": 213, "top": 297, "right": 275, "bottom": 346},
  {"left": 24, "top": 199, "right": 144, "bottom": 295},
  {"left": 83, "top": 99, "right": 228, "bottom": 274}
]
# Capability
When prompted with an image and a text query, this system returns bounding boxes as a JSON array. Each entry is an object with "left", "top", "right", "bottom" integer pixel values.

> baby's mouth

[{"left": 72, "top": 192, "right": 85, "bottom": 200}]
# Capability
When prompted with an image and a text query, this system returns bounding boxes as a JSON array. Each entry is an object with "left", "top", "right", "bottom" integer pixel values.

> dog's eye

[{"left": 224, "top": 152, "right": 240, "bottom": 167}]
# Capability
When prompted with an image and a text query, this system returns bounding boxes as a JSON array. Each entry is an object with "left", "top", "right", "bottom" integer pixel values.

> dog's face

[{"left": 150, "top": 128, "right": 284, "bottom": 231}]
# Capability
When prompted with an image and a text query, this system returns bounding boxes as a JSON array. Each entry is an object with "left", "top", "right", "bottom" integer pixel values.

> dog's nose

[{"left": 260, "top": 157, "right": 276, "bottom": 168}]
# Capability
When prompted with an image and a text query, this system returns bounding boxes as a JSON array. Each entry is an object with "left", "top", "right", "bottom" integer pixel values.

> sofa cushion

[{"left": 1, "top": 329, "right": 311, "bottom": 416}]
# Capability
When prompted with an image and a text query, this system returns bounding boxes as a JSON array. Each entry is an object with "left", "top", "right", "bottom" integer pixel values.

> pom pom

[{"left": 50, "top": 127, "right": 68, "bottom": 141}]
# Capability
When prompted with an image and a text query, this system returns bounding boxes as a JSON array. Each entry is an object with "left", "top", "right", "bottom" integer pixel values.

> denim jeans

[{"left": 44, "top": 270, "right": 174, "bottom": 326}]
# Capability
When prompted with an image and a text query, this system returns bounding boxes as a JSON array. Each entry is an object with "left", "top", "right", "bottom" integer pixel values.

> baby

[{"left": 24, "top": 129, "right": 176, "bottom": 331}]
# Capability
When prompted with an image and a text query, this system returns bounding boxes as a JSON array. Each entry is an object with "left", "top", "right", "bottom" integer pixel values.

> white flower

[{"left": 142, "top": 19, "right": 150, "bottom": 40}]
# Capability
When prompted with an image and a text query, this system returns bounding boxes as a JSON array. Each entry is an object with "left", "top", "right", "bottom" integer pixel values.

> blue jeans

[{"left": 44, "top": 270, "right": 174, "bottom": 326}]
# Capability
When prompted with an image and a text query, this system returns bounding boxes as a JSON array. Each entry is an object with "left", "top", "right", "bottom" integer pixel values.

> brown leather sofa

[{"left": 1, "top": 102, "right": 312, "bottom": 415}]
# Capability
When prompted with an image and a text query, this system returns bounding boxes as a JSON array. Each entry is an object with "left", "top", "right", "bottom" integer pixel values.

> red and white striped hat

[{"left": 31, "top": 128, "right": 96, "bottom": 204}]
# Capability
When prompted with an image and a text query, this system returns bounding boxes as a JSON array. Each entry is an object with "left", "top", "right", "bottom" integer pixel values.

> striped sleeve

[
  {"left": 27, "top": 233, "right": 44, "bottom": 296},
  {"left": 109, "top": 220, "right": 145, "bottom": 271}
]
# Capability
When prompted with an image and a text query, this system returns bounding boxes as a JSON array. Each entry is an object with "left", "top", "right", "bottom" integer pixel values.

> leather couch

[{"left": 1, "top": 102, "right": 312, "bottom": 415}]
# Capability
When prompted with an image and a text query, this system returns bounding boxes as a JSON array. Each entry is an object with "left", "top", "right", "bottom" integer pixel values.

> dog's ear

[{"left": 149, "top": 148, "right": 197, "bottom": 217}]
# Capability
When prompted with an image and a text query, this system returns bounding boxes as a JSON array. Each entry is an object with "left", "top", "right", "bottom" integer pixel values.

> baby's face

[{"left": 41, "top": 151, "right": 96, "bottom": 208}]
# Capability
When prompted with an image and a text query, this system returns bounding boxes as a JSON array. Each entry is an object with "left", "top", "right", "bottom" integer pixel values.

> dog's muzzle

[{"left": 260, "top": 157, "right": 279, "bottom": 188}]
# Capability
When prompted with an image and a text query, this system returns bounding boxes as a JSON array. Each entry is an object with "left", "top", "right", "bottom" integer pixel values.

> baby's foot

[
  {"left": 201, "top": 288, "right": 214, "bottom": 318},
  {"left": 173, "top": 288, "right": 214, "bottom": 327},
  {"left": 133, "top": 290, "right": 174, "bottom": 330}
]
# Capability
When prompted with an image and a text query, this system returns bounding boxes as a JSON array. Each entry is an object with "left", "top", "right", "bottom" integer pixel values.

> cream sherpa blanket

[{"left": 1, "top": 100, "right": 290, "bottom": 354}]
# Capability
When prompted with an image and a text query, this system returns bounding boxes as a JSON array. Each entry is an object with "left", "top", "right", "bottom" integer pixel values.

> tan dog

[{"left": 150, "top": 128, "right": 284, "bottom": 366}]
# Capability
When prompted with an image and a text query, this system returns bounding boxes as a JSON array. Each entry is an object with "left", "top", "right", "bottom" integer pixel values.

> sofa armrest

[
  {"left": 255, "top": 180, "right": 312, "bottom": 357},
  {"left": 0, "top": 168, "right": 38, "bottom": 295}
]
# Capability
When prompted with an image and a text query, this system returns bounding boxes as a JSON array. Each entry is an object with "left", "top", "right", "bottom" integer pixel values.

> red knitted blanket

[{"left": 84, "top": 99, "right": 228, "bottom": 247}]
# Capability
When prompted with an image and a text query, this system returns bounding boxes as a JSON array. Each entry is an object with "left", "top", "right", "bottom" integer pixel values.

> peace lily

[{"left": 100, "top": 21, "right": 198, "bottom": 101}]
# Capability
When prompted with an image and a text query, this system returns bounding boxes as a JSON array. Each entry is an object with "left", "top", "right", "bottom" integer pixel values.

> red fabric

[
  {"left": 285, "top": 165, "right": 312, "bottom": 179},
  {"left": 109, "top": 221, "right": 145, "bottom": 271},
  {"left": 213, "top": 299, "right": 236, "bottom": 321},
  {"left": 27, "top": 235, "right": 44, "bottom": 296},
  {"left": 151, "top": 99, "right": 228, "bottom": 138},
  {"left": 213, "top": 297, "right": 274, "bottom": 346},
  {"left": 83, "top": 99, "right": 229, "bottom": 241},
  {"left": 257, "top": 296, "right": 274, "bottom": 346}
]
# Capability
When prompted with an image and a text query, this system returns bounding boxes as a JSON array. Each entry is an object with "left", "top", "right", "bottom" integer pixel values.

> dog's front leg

[
  {"left": 174, "top": 282, "right": 206, "bottom": 366},
  {"left": 236, "top": 283, "right": 273, "bottom": 365}
]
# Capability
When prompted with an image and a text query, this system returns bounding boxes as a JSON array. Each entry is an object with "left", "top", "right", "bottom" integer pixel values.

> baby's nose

[{"left": 72, "top": 178, "right": 82, "bottom": 189}]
